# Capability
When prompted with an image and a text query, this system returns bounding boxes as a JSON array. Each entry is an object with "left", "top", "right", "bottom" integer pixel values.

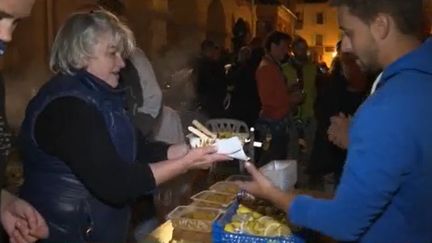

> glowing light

[{"left": 332, "top": 51, "right": 338, "bottom": 58}]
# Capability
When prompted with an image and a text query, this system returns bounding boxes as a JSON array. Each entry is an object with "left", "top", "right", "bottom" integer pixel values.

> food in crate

[
  {"left": 191, "top": 190, "right": 235, "bottom": 208},
  {"left": 223, "top": 204, "right": 292, "bottom": 237},
  {"left": 187, "top": 120, "right": 249, "bottom": 160},
  {"left": 240, "top": 198, "right": 288, "bottom": 222},
  {"left": 167, "top": 206, "right": 222, "bottom": 232},
  {"left": 209, "top": 181, "right": 241, "bottom": 195}
]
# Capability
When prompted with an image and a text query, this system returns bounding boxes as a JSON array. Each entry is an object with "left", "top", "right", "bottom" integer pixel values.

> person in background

[
  {"left": 310, "top": 52, "right": 370, "bottom": 188},
  {"left": 194, "top": 40, "right": 227, "bottom": 118},
  {"left": 121, "top": 47, "right": 162, "bottom": 137},
  {"left": 329, "top": 41, "right": 342, "bottom": 76},
  {"left": 249, "top": 37, "right": 265, "bottom": 72},
  {"left": 255, "top": 31, "right": 295, "bottom": 166},
  {"left": 282, "top": 36, "right": 323, "bottom": 162},
  {"left": 18, "top": 10, "right": 228, "bottom": 242},
  {"left": 238, "top": 0, "right": 432, "bottom": 242},
  {"left": 0, "top": 0, "right": 49, "bottom": 242},
  {"left": 226, "top": 46, "right": 260, "bottom": 127}
]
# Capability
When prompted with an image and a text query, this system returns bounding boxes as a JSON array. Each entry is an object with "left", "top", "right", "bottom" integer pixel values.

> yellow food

[
  {"left": 217, "top": 132, "right": 233, "bottom": 138},
  {"left": 224, "top": 223, "right": 236, "bottom": 233},
  {"left": 252, "top": 211, "right": 263, "bottom": 219},
  {"left": 224, "top": 204, "right": 292, "bottom": 238},
  {"left": 237, "top": 205, "right": 252, "bottom": 214}
]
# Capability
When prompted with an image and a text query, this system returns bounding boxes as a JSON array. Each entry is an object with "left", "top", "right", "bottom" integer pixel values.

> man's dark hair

[
  {"left": 264, "top": 31, "right": 292, "bottom": 52},
  {"left": 330, "top": 0, "right": 424, "bottom": 37},
  {"left": 293, "top": 36, "right": 308, "bottom": 48}
]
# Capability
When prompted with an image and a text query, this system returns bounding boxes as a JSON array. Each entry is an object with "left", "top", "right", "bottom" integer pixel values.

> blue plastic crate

[{"left": 212, "top": 201, "right": 305, "bottom": 243}]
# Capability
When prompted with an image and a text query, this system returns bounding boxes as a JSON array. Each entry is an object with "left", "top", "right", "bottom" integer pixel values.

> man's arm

[
  {"left": 289, "top": 98, "right": 413, "bottom": 241},
  {"left": 238, "top": 93, "right": 414, "bottom": 241}
]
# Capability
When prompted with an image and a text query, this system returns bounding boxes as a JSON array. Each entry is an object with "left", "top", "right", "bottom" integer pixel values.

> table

[{"left": 142, "top": 189, "right": 336, "bottom": 243}]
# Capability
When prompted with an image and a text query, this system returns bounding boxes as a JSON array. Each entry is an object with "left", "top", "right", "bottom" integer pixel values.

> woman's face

[{"left": 85, "top": 32, "right": 125, "bottom": 88}]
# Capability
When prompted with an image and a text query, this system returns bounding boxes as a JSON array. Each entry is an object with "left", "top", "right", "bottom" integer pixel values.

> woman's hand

[
  {"left": 1, "top": 191, "right": 49, "bottom": 243},
  {"left": 181, "top": 146, "right": 231, "bottom": 170},
  {"left": 167, "top": 144, "right": 189, "bottom": 160}
]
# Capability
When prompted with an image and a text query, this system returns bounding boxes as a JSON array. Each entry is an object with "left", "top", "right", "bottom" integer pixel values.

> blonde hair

[{"left": 50, "top": 9, "right": 135, "bottom": 75}]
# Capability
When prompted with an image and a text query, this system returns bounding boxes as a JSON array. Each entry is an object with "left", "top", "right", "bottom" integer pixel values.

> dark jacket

[
  {"left": 194, "top": 56, "right": 227, "bottom": 118},
  {"left": 19, "top": 71, "right": 136, "bottom": 242},
  {"left": 227, "top": 61, "right": 261, "bottom": 127},
  {"left": 309, "top": 72, "right": 367, "bottom": 178}
]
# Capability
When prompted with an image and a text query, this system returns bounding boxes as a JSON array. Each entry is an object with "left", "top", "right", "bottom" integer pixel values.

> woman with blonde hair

[{"left": 18, "top": 10, "right": 227, "bottom": 242}]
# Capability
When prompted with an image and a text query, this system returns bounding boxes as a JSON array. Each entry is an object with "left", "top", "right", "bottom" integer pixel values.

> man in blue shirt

[{"left": 238, "top": 0, "right": 432, "bottom": 242}]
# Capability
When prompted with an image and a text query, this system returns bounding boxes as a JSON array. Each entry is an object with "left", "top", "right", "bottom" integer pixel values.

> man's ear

[{"left": 370, "top": 13, "right": 391, "bottom": 40}]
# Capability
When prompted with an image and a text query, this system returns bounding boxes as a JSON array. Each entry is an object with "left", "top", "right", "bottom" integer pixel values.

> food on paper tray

[
  {"left": 167, "top": 206, "right": 222, "bottom": 232},
  {"left": 187, "top": 120, "right": 249, "bottom": 160},
  {"left": 187, "top": 120, "right": 217, "bottom": 148},
  {"left": 217, "top": 131, "right": 234, "bottom": 139},
  {"left": 223, "top": 204, "right": 292, "bottom": 237}
]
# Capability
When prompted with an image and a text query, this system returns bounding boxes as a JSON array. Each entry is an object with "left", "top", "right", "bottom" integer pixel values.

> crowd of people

[
  {"left": 0, "top": 0, "right": 430, "bottom": 242},
  {"left": 192, "top": 29, "right": 372, "bottom": 179}
]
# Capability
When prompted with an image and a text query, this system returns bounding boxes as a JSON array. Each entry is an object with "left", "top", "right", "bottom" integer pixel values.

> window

[
  {"left": 315, "top": 34, "right": 323, "bottom": 46},
  {"left": 325, "top": 46, "right": 335, "bottom": 53},
  {"left": 316, "top": 12, "right": 324, "bottom": 24}
]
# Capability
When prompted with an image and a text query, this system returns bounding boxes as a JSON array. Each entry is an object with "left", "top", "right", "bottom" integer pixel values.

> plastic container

[
  {"left": 167, "top": 205, "right": 222, "bottom": 232},
  {"left": 259, "top": 160, "right": 297, "bottom": 192},
  {"left": 209, "top": 181, "right": 241, "bottom": 195},
  {"left": 212, "top": 201, "right": 305, "bottom": 243},
  {"left": 190, "top": 201, "right": 226, "bottom": 209},
  {"left": 191, "top": 190, "right": 235, "bottom": 208}
]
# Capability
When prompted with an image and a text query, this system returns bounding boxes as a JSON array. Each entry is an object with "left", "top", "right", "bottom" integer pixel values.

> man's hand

[
  {"left": 235, "top": 162, "right": 296, "bottom": 212},
  {"left": 1, "top": 190, "right": 49, "bottom": 243},
  {"left": 328, "top": 113, "right": 351, "bottom": 149}
]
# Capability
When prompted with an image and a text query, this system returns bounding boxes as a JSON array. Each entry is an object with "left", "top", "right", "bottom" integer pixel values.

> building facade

[{"left": 295, "top": 1, "right": 339, "bottom": 65}]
